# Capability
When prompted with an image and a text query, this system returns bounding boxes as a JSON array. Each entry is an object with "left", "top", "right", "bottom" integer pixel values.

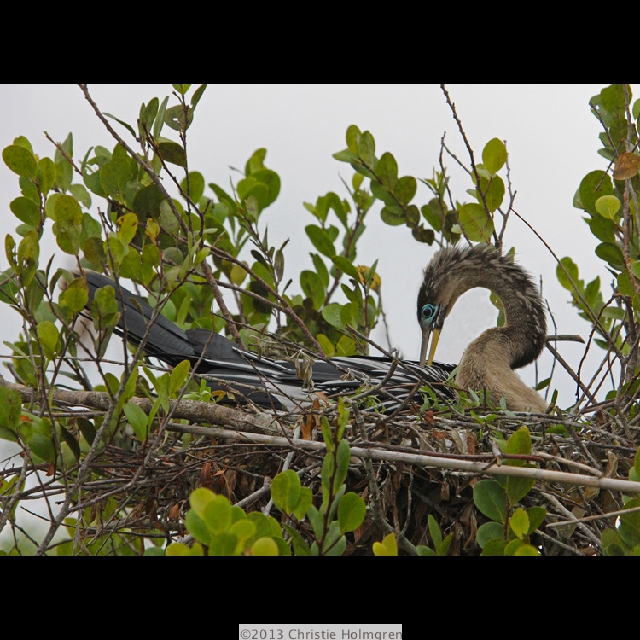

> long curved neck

[{"left": 440, "top": 248, "right": 547, "bottom": 369}]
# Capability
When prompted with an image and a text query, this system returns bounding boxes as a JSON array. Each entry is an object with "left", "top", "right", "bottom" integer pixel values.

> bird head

[
  {"left": 416, "top": 245, "right": 478, "bottom": 367},
  {"left": 418, "top": 301, "right": 447, "bottom": 367}
]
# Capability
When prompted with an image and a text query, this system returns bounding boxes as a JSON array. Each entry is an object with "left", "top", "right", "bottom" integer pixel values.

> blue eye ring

[{"left": 421, "top": 303, "right": 438, "bottom": 325}]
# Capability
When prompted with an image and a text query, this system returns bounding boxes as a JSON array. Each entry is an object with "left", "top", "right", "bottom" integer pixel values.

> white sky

[{"left": 0, "top": 83, "right": 635, "bottom": 409}]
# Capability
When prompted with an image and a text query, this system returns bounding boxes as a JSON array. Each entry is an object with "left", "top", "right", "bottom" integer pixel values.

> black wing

[{"left": 81, "top": 271, "right": 456, "bottom": 411}]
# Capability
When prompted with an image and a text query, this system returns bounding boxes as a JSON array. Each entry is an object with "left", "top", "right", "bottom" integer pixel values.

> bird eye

[{"left": 421, "top": 304, "right": 438, "bottom": 324}]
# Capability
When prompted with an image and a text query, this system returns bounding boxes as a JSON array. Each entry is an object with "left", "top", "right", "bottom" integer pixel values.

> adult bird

[
  {"left": 417, "top": 244, "right": 548, "bottom": 412},
  {"left": 74, "top": 243, "right": 547, "bottom": 413}
]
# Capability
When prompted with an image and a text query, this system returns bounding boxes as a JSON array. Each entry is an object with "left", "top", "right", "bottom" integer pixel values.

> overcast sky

[{"left": 1, "top": 83, "right": 636, "bottom": 409}]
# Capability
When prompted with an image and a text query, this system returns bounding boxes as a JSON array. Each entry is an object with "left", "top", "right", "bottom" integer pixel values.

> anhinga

[
  {"left": 418, "top": 244, "right": 547, "bottom": 412},
  {"left": 75, "top": 244, "right": 547, "bottom": 413}
]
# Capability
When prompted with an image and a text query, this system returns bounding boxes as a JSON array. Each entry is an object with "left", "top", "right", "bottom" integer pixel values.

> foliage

[
  {"left": 556, "top": 84, "right": 640, "bottom": 409},
  {"left": 473, "top": 428, "right": 546, "bottom": 556},
  {"left": 601, "top": 447, "right": 640, "bottom": 556},
  {"left": 161, "top": 400, "right": 366, "bottom": 556},
  {"left": 0, "top": 83, "right": 639, "bottom": 556}
]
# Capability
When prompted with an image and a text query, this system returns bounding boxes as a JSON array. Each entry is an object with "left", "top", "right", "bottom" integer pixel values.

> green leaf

[
  {"left": 29, "top": 432, "right": 55, "bottom": 463},
  {"left": 189, "top": 486, "right": 215, "bottom": 516},
  {"left": 54, "top": 132, "right": 73, "bottom": 191},
  {"left": 394, "top": 175, "right": 417, "bottom": 206},
  {"left": 291, "top": 486, "right": 313, "bottom": 522},
  {"left": 229, "top": 519, "right": 256, "bottom": 544},
  {"left": 182, "top": 171, "right": 205, "bottom": 203},
  {"left": 151, "top": 97, "right": 168, "bottom": 139},
  {"left": 618, "top": 497, "right": 640, "bottom": 548},
  {"left": 138, "top": 97, "right": 159, "bottom": 136},
  {"left": 482, "top": 138, "right": 507, "bottom": 174},
  {"left": 600, "top": 84, "right": 626, "bottom": 118},
  {"left": 246, "top": 511, "right": 282, "bottom": 542},
  {"left": 116, "top": 212, "right": 139, "bottom": 246},
  {"left": 316, "top": 334, "right": 335, "bottom": 357},
  {"left": 372, "top": 533, "right": 398, "bottom": 556},
  {"left": 332, "top": 255, "right": 360, "bottom": 280},
  {"left": 0, "top": 387, "right": 22, "bottom": 434},
  {"left": 38, "top": 156, "right": 56, "bottom": 196},
  {"left": 473, "top": 479, "right": 507, "bottom": 523},
  {"left": 380, "top": 206, "right": 405, "bottom": 226},
  {"left": 165, "top": 543, "right": 190, "bottom": 556},
  {"left": 208, "top": 532, "right": 238, "bottom": 556},
  {"left": 281, "top": 524, "right": 310, "bottom": 556},
  {"left": 337, "top": 492, "right": 365, "bottom": 534},
  {"left": 427, "top": 514, "right": 443, "bottom": 548},
  {"left": 100, "top": 145, "right": 133, "bottom": 199},
  {"left": 305, "top": 224, "right": 336, "bottom": 257},
  {"left": 595, "top": 242, "right": 624, "bottom": 269},
  {"left": 123, "top": 402, "right": 149, "bottom": 441},
  {"left": 586, "top": 211, "right": 615, "bottom": 242},
  {"left": 270, "top": 469, "right": 301, "bottom": 514},
  {"left": 184, "top": 509, "right": 211, "bottom": 545},
  {"left": 203, "top": 495, "right": 233, "bottom": 534},
  {"left": 69, "top": 183, "right": 91, "bottom": 208},
  {"left": 357, "top": 131, "right": 376, "bottom": 168},
  {"left": 595, "top": 195, "right": 621, "bottom": 219},
  {"left": 479, "top": 175, "right": 505, "bottom": 212},
  {"left": 630, "top": 262, "right": 640, "bottom": 281},
  {"left": 251, "top": 537, "right": 279, "bottom": 556},
  {"left": 345, "top": 124, "right": 362, "bottom": 153},
  {"left": 191, "top": 84, "right": 207, "bottom": 108},
  {"left": 306, "top": 505, "right": 324, "bottom": 540},
  {"left": 322, "top": 303, "right": 344, "bottom": 330},
  {"left": 10, "top": 196, "right": 40, "bottom": 227},
  {"left": 601, "top": 527, "right": 626, "bottom": 556},
  {"left": 335, "top": 334, "right": 356, "bottom": 357},
  {"left": 54, "top": 194, "right": 82, "bottom": 226},
  {"left": 169, "top": 359, "right": 191, "bottom": 396},
  {"left": 513, "top": 543, "right": 540, "bottom": 556},
  {"left": 509, "top": 507, "right": 530, "bottom": 539},
  {"left": 578, "top": 170, "right": 614, "bottom": 215},
  {"left": 340, "top": 302, "right": 358, "bottom": 329},
  {"left": 37, "top": 321, "right": 59, "bottom": 359},
  {"left": 476, "top": 521, "right": 504, "bottom": 548},
  {"left": 324, "top": 534, "right": 347, "bottom": 556},
  {"left": 480, "top": 538, "right": 507, "bottom": 556},
  {"left": 132, "top": 183, "right": 165, "bottom": 218},
  {"left": 310, "top": 253, "right": 328, "bottom": 288},
  {"left": 502, "top": 473, "right": 535, "bottom": 506},
  {"left": 556, "top": 256, "right": 581, "bottom": 292},
  {"left": 506, "top": 426, "right": 532, "bottom": 457},
  {"left": 375, "top": 152, "right": 398, "bottom": 189},
  {"left": 164, "top": 105, "right": 192, "bottom": 132},
  {"left": 252, "top": 169, "right": 281, "bottom": 208},
  {"left": 3, "top": 144, "right": 38, "bottom": 178},
  {"left": 245, "top": 147, "right": 267, "bottom": 174},
  {"left": 104, "top": 112, "right": 137, "bottom": 139},
  {"left": 157, "top": 140, "right": 187, "bottom": 167},
  {"left": 525, "top": 507, "right": 547, "bottom": 534},
  {"left": 300, "top": 270, "right": 325, "bottom": 309},
  {"left": 458, "top": 202, "right": 494, "bottom": 242},
  {"left": 322, "top": 520, "right": 342, "bottom": 552}
]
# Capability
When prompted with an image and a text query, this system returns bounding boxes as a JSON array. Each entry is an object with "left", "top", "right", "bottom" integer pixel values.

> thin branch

[{"left": 167, "top": 423, "right": 640, "bottom": 494}]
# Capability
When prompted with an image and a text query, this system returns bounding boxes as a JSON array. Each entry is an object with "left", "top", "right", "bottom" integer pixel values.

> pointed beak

[{"left": 420, "top": 326, "right": 441, "bottom": 367}]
